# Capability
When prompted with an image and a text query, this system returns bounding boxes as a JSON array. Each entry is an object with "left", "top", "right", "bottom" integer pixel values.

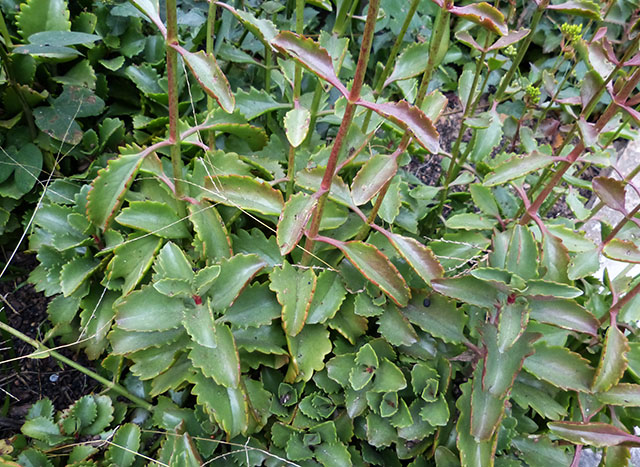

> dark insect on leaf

[{"left": 423, "top": 298, "right": 431, "bottom": 307}]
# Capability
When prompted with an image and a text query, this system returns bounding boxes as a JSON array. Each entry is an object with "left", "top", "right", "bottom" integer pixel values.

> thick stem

[
  {"left": 0, "top": 321, "right": 153, "bottom": 411},
  {"left": 302, "top": 0, "right": 380, "bottom": 264}
]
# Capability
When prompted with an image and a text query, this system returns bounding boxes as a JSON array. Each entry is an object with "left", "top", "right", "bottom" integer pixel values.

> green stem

[
  {"left": 302, "top": 0, "right": 380, "bottom": 264},
  {"left": 206, "top": 1, "right": 217, "bottom": 148},
  {"left": 0, "top": 9, "right": 12, "bottom": 47},
  {"left": 534, "top": 59, "right": 578, "bottom": 133},
  {"left": 0, "top": 321, "right": 153, "bottom": 411},
  {"left": 333, "top": 0, "right": 360, "bottom": 35}
]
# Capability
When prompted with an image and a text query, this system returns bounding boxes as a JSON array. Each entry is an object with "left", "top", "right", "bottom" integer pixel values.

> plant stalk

[{"left": 206, "top": 1, "right": 217, "bottom": 148}]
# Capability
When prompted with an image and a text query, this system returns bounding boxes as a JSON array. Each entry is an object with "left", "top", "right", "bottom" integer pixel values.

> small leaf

[
  {"left": 116, "top": 201, "right": 189, "bottom": 238},
  {"left": 107, "top": 235, "right": 162, "bottom": 295},
  {"left": 470, "top": 184, "right": 500, "bottom": 218},
  {"left": 224, "top": 283, "right": 281, "bottom": 328},
  {"left": 484, "top": 151, "right": 553, "bottom": 186},
  {"left": 377, "top": 304, "right": 418, "bottom": 347},
  {"left": 505, "top": 225, "right": 538, "bottom": 280},
  {"left": 189, "top": 202, "right": 232, "bottom": 263},
  {"left": 449, "top": 2, "right": 508, "bottom": 35},
  {"left": 269, "top": 261, "right": 317, "bottom": 336},
  {"left": 284, "top": 106, "right": 311, "bottom": 147},
  {"left": 277, "top": 192, "right": 316, "bottom": 255},
  {"left": 497, "top": 299, "right": 530, "bottom": 351},
  {"left": 592, "top": 325, "right": 629, "bottom": 393},
  {"left": 593, "top": 176, "right": 627, "bottom": 213},
  {"left": 272, "top": 31, "right": 348, "bottom": 97},
  {"left": 235, "top": 87, "right": 290, "bottom": 120},
  {"left": 307, "top": 270, "right": 347, "bottom": 324},
  {"left": 524, "top": 279, "right": 583, "bottom": 299},
  {"left": 541, "top": 234, "right": 570, "bottom": 283},
  {"left": 384, "top": 42, "right": 430, "bottom": 87},
  {"left": 202, "top": 175, "right": 284, "bottom": 216},
  {"left": 287, "top": 324, "right": 332, "bottom": 382},
  {"left": 548, "top": 422, "right": 640, "bottom": 448},
  {"left": 351, "top": 154, "right": 398, "bottom": 206},
  {"left": 183, "top": 303, "right": 217, "bottom": 348},
  {"left": 547, "top": 1, "right": 601, "bottom": 20},
  {"left": 176, "top": 47, "right": 234, "bottom": 113},
  {"left": 22, "top": 417, "right": 67, "bottom": 445},
  {"left": 456, "top": 381, "right": 494, "bottom": 466},
  {"left": 216, "top": 3, "right": 278, "bottom": 46},
  {"left": 470, "top": 362, "right": 505, "bottom": 441},
  {"left": 357, "top": 100, "right": 439, "bottom": 154},
  {"left": 17, "top": 0, "right": 70, "bottom": 40},
  {"left": 108, "top": 423, "right": 140, "bottom": 467},
  {"left": 208, "top": 254, "right": 266, "bottom": 310},
  {"left": 295, "top": 167, "right": 354, "bottom": 207},
  {"left": 445, "top": 212, "right": 496, "bottom": 230},
  {"left": 523, "top": 344, "right": 595, "bottom": 392},
  {"left": 128, "top": 0, "right": 166, "bottom": 36},
  {"left": 60, "top": 256, "right": 100, "bottom": 297},
  {"left": 115, "top": 286, "right": 183, "bottom": 332},
  {"left": 603, "top": 239, "right": 640, "bottom": 263},
  {"left": 386, "top": 233, "right": 444, "bottom": 285}
]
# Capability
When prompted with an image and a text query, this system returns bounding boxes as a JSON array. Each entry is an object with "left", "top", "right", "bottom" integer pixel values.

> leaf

[
  {"left": 541, "top": 234, "right": 570, "bottom": 283},
  {"left": 233, "top": 325, "right": 286, "bottom": 355},
  {"left": 470, "top": 362, "right": 505, "bottom": 441},
  {"left": 189, "top": 202, "right": 232, "bottom": 263},
  {"left": 234, "top": 87, "right": 289, "bottom": 120},
  {"left": 153, "top": 242, "right": 194, "bottom": 282},
  {"left": 17, "top": 0, "right": 70, "bottom": 40},
  {"left": 402, "top": 292, "right": 467, "bottom": 344},
  {"left": 598, "top": 384, "right": 640, "bottom": 406},
  {"left": 286, "top": 324, "right": 332, "bottom": 382},
  {"left": 189, "top": 323, "right": 240, "bottom": 388},
  {"left": 547, "top": 1, "right": 601, "bottom": 20},
  {"left": 88, "top": 153, "right": 146, "bottom": 230},
  {"left": 269, "top": 261, "right": 316, "bottom": 336},
  {"left": 22, "top": 417, "right": 66, "bottom": 445},
  {"left": 357, "top": 100, "right": 440, "bottom": 154},
  {"left": 351, "top": 154, "right": 398, "bottom": 206},
  {"left": 386, "top": 233, "right": 444, "bottom": 285},
  {"left": 284, "top": 106, "right": 311, "bottom": 147},
  {"left": 483, "top": 151, "right": 553, "bottom": 186},
  {"left": 456, "top": 381, "right": 495, "bottom": 466},
  {"left": 277, "top": 192, "right": 316, "bottom": 255},
  {"left": 505, "top": 225, "right": 538, "bottom": 280},
  {"left": 271, "top": 31, "right": 348, "bottom": 97},
  {"left": 116, "top": 201, "right": 189, "bottom": 238},
  {"left": 524, "top": 279, "right": 583, "bottom": 299},
  {"left": 384, "top": 42, "right": 430, "bottom": 87},
  {"left": 216, "top": 2, "right": 278, "bottom": 46},
  {"left": 295, "top": 168, "right": 354, "bottom": 207},
  {"left": 592, "top": 325, "right": 629, "bottom": 393},
  {"left": 446, "top": 212, "right": 496, "bottom": 230},
  {"left": 183, "top": 303, "right": 217, "bottom": 348},
  {"left": 128, "top": 0, "right": 166, "bottom": 36},
  {"left": 28, "top": 30, "right": 100, "bottom": 47},
  {"left": 349, "top": 343, "right": 378, "bottom": 390},
  {"left": 307, "top": 270, "right": 347, "bottom": 324},
  {"left": 548, "top": 422, "right": 640, "bottom": 448},
  {"left": 334, "top": 240, "right": 410, "bottom": 307},
  {"left": 208, "top": 254, "right": 266, "bottom": 310},
  {"left": 107, "top": 235, "right": 162, "bottom": 295},
  {"left": 523, "top": 344, "right": 595, "bottom": 392},
  {"left": 17, "top": 449, "right": 54, "bottom": 467},
  {"left": 108, "top": 423, "right": 140, "bottom": 467},
  {"left": 449, "top": 2, "right": 508, "bottom": 35},
  {"left": 529, "top": 299, "right": 599, "bottom": 336},
  {"left": 224, "top": 283, "right": 281, "bottom": 328},
  {"left": 202, "top": 175, "right": 284, "bottom": 216},
  {"left": 176, "top": 48, "right": 234, "bottom": 113},
  {"left": 377, "top": 304, "right": 418, "bottom": 347},
  {"left": 470, "top": 184, "right": 500, "bottom": 218},
  {"left": 12, "top": 143, "right": 42, "bottom": 195},
  {"left": 109, "top": 327, "right": 185, "bottom": 355},
  {"left": 489, "top": 28, "right": 531, "bottom": 50},
  {"left": 432, "top": 276, "right": 500, "bottom": 309},
  {"left": 115, "top": 286, "right": 184, "bottom": 332},
  {"left": 80, "top": 290, "right": 118, "bottom": 360},
  {"left": 60, "top": 256, "right": 100, "bottom": 297},
  {"left": 593, "top": 176, "right": 627, "bottom": 213},
  {"left": 497, "top": 299, "right": 530, "bottom": 351},
  {"left": 603, "top": 239, "right": 640, "bottom": 263}
]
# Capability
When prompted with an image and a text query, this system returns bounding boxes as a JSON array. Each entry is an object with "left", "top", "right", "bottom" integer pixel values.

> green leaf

[
  {"left": 277, "top": 192, "right": 316, "bottom": 255},
  {"left": 269, "top": 261, "right": 316, "bottom": 336},
  {"left": 351, "top": 154, "right": 398, "bottom": 206},
  {"left": 483, "top": 151, "right": 553, "bottom": 186},
  {"left": 17, "top": 448, "right": 54, "bottom": 467},
  {"left": 235, "top": 87, "right": 290, "bottom": 120},
  {"left": 107, "top": 234, "right": 162, "bottom": 295},
  {"left": 128, "top": 0, "right": 166, "bottom": 35},
  {"left": 385, "top": 232, "right": 444, "bottom": 286},
  {"left": 153, "top": 242, "right": 194, "bottom": 282},
  {"left": 22, "top": 417, "right": 67, "bottom": 445},
  {"left": 497, "top": 299, "right": 529, "bottom": 351},
  {"left": 272, "top": 31, "right": 348, "bottom": 97},
  {"left": 358, "top": 100, "right": 439, "bottom": 154},
  {"left": 130, "top": 336, "right": 187, "bottom": 379},
  {"left": 307, "top": 270, "right": 347, "bottom": 324},
  {"left": 432, "top": 276, "right": 500, "bottom": 309},
  {"left": 371, "top": 359, "right": 407, "bottom": 393},
  {"left": 468, "top": 109, "right": 503, "bottom": 163},
  {"left": 217, "top": 2, "right": 278, "bottom": 46},
  {"left": 208, "top": 254, "right": 266, "bottom": 310},
  {"left": 603, "top": 239, "right": 640, "bottom": 263},
  {"left": 13, "top": 143, "right": 42, "bottom": 194},
  {"left": 470, "top": 362, "right": 505, "bottom": 441},
  {"left": 592, "top": 325, "right": 629, "bottom": 393},
  {"left": 449, "top": 2, "right": 508, "bottom": 35},
  {"left": 176, "top": 48, "right": 234, "bottom": 113},
  {"left": 88, "top": 153, "right": 146, "bottom": 230},
  {"left": 333, "top": 240, "right": 409, "bottom": 307},
  {"left": 445, "top": 212, "right": 495, "bottom": 230},
  {"left": 548, "top": 422, "right": 640, "bottom": 448},
  {"left": 547, "top": 1, "right": 601, "bottom": 20},
  {"left": 108, "top": 423, "right": 140, "bottom": 467},
  {"left": 183, "top": 303, "right": 217, "bottom": 348},
  {"left": 116, "top": 286, "right": 184, "bottom": 332},
  {"left": 233, "top": 325, "right": 286, "bottom": 355},
  {"left": 109, "top": 327, "right": 185, "bottom": 354},
  {"left": 60, "top": 256, "right": 100, "bottom": 297},
  {"left": 524, "top": 279, "right": 582, "bottom": 299},
  {"left": 27, "top": 399, "right": 54, "bottom": 420},
  {"left": 115, "top": 201, "right": 189, "bottom": 238},
  {"left": 529, "top": 299, "right": 599, "bottom": 336},
  {"left": 349, "top": 343, "right": 378, "bottom": 390},
  {"left": 80, "top": 290, "right": 118, "bottom": 360},
  {"left": 224, "top": 283, "right": 281, "bottom": 328},
  {"left": 17, "top": 0, "right": 70, "bottom": 40},
  {"left": 190, "top": 371, "right": 247, "bottom": 437},
  {"left": 295, "top": 167, "right": 354, "bottom": 207},
  {"left": 384, "top": 42, "right": 430, "bottom": 87},
  {"left": 505, "top": 225, "right": 538, "bottom": 280},
  {"left": 167, "top": 433, "right": 203, "bottom": 467},
  {"left": 456, "top": 381, "right": 494, "bottom": 466},
  {"left": 28, "top": 30, "right": 99, "bottom": 46},
  {"left": 189, "top": 323, "right": 240, "bottom": 388},
  {"left": 598, "top": 383, "right": 640, "bottom": 406},
  {"left": 541, "top": 234, "right": 570, "bottom": 283},
  {"left": 189, "top": 202, "right": 232, "bottom": 262},
  {"left": 402, "top": 291, "right": 467, "bottom": 344},
  {"left": 284, "top": 106, "right": 311, "bottom": 147},
  {"left": 287, "top": 324, "right": 332, "bottom": 382},
  {"left": 470, "top": 184, "right": 500, "bottom": 218},
  {"left": 523, "top": 344, "right": 595, "bottom": 392},
  {"left": 202, "top": 175, "right": 284, "bottom": 216},
  {"left": 377, "top": 304, "right": 417, "bottom": 346}
]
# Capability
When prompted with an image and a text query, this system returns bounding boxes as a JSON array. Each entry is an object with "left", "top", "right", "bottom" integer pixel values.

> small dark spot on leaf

[{"left": 423, "top": 297, "right": 431, "bottom": 307}]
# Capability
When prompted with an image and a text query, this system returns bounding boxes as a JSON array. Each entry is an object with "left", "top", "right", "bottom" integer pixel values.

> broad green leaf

[
  {"left": 371, "top": 359, "right": 407, "bottom": 393},
  {"left": 21, "top": 416, "right": 67, "bottom": 445},
  {"left": 335, "top": 240, "right": 410, "bottom": 307},
  {"left": 115, "top": 286, "right": 183, "bottom": 332},
  {"left": 328, "top": 296, "right": 368, "bottom": 344},
  {"left": 168, "top": 433, "right": 203, "bottom": 467},
  {"left": 107, "top": 235, "right": 162, "bottom": 295},
  {"left": 523, "top": 344, "right": 595, "bottom": 392},
  {"left": 432, "top": 276, "right": 500, "bottom": 309},
  {"left": 351, "top": 154, "right": 398, "bottom": 206},
  {"left": 541, "top": 233, "right": 570, "bottom": 283},
  {"left": 456, "top": 381, "right": 494, "bottom": 466},
  {"left": 307, "top": 270, "right": 347, "bottom": 324},
  {"left": 593, "top": 176, "right": 627, "bottom": 213},
  {"left": 17, "top": 449, "right": 54, "bottom": 467},
  {"left": 598, "top": 384, "right": 640, "bottom": 406},
  {"left": 108, "top": 423, "right": 140, "bottom": 467},
  {"left": 468, "top": 109, "right": 503, "bottom": 163},
  {"left": 295, "top": 167, "right": 354, "bottom": 207},
  {"left": 116, "top": 201, "right": 189, "bottom": 238},
  {"left": 505, "top": 225, "right": 538, "bottom": 280},
  {"left": 208, "top": 254, "right": 266, "bottom": 310},
  {"left": 277, "top": 192, "right": 316, "bottom": 255},
  {"left": 189, "top": 202, "right": 232, "bottom": 262},
  {"left": 471, "top": 362, "right": 505, "bottom": 441},
  {"left": 284, "top": 106, "right": 311, "bottom": 147},
  {"left": 130, "top": 336, "right": 187, "bottom": 380},
  {"left": 224, "top": 283, "right": 281, "bottom": 328},
  {"left": 153, "top": 242, "right": 194, "bottom": 282},
  {"left": 377, "top": 304, "right": 418, "bottom": 346},
  {"left": 470, "top": 184, "right": 500, "bottom": 218},
  {"left": 529, "top": 299, "right": 598, "bottom": 336},
  {"left": 28, "top": 30, "right": 99, "bottom": 46},
  {"left": 358, "top": 100, "right": 439, "bottom": 154},
  {"left": 271, "top": 32, "right": 348, "bottom": 97},
  {"left": 592, "top": 325, "right": 629, "bottom": 393},
  {"left": 569, "top": 250, "right": 600, "bottom": 279},
  {"left": 235, "top": 87, "right": 290, "bottom": 120},
  {"left": 270, "top": 261, "right": 316, "bottom": 336},
  {"left": 12, "top": 143, "right": 43, "bottom": 195},
  {"left": 386, "top": 233, "right": 444, "bottom": 285},
  {"left": 189, "top": 323, "right": 240, "bottom": 388},
  {"left": 233, "top": 325, "right": 286, "bottom": 355},
  {"left": 497, "top": 299, "right": 529, "bottom": 351},
  {"left": 511, "top": 376, "right": 568, "bottom": 420},
  {"left": 548, "top": 422, "right": 640, "bottom": 448},
  {"left": 524, "top": 279, "right": 582, "bottom": 299},
  {"left": 176, "top": 47, "right": 234, "bottom": 113},
  {"left": 349, "top": 343, "right": 378, "bottom": 390},
  {"left": 402, "top": 292, "right": 467, "bottom": 344},
  {"left": 60, "top": 256, "right": 100, "bottom": 297},
  {"left": 483, "top": 151, "right": 553, "bottom": 186},
  {"left": 80, "top": 290, "right": 118, "bottom": 360},
  {"left": 88, "top": 153, "right": 146, "bottom": 230},
  {"left": 183, "top": 303, "right": 217, "bottom": 348},
  {"left": 216, "top": 3, "right": 278, "bottom": 46},
  {"left": 109, "top": 327, "right": 185, "bottom": 355},
  {"left": 286, "top": 324, "right": 332, "bottom": 382},
  {"left": 190, "top": 371, "right": 247, "bottom": 437},
  {"left": 421, "top": 90, "right": 448, "bottom": 122},
  {"left": 603, "top": 239, "right": 640, "bottom": 263},
  {"left": 202, "top": 175, "right": 284, "bottom": 216},
  {"left": 128, "top": 0, "right": 166, "bottom": 35},
  {"left": 17, "top": 0, "right": 70, "bottom": 40},
  {"left": 384, "top": 42, "right": 430, "bottom": 88},
  {"left": 458, "top": 68, "right": 477, "bottom": 113},
  {"left": 511, "top": 436, "right": 572, "bottom": 466},
  {"left": 449, "top": 2, "right": 507, "bottom": 35},
  {"left": 445, "top": 212, "right": 495, "bottom": 230},
  {"left": 547, "top": 1, "right": 601, "bottom": 20}
]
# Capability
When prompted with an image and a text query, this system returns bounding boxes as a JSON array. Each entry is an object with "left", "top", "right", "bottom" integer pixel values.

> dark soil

[{"left": 0, "top": 253, "right": 99, "bottom": 438}]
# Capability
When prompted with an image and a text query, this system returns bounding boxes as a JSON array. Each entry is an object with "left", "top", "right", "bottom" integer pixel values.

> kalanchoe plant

[{"left": 2, "top": 0, "right": 640, "bottom": 465}]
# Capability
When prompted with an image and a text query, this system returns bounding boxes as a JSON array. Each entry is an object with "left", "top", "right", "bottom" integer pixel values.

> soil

[{"left": 0, "top": 253, "right": 99, "bottom": 439}]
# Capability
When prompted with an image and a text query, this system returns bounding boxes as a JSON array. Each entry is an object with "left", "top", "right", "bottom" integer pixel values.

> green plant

[{"left": 2, "top": 0, "right": 640, "bottom": 465}]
